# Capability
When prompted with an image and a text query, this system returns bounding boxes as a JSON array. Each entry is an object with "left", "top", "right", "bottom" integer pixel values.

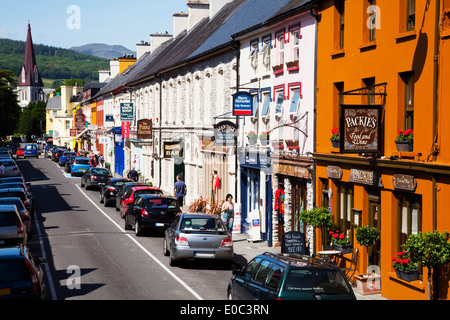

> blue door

[{"left": 115, "top": 142, "right": 124, "bottom": 176}]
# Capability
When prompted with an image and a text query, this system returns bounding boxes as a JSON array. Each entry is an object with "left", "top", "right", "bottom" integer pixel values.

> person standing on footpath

[
  {"left": 174, "top": 174, "right": 187, "bottom": 208},
  {"left": 0, "top": 161, "right": 4, "bottom": 177},
  {"left": 221, "top": 194, "right": 234, "bottom": 232}
]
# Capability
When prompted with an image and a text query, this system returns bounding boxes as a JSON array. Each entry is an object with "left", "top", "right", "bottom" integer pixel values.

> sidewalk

[{"left": 231, "top": 232, "right": 388, "bottom": 301}]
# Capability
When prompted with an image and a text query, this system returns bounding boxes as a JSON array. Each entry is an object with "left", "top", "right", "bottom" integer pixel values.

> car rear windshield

[
  {"left": 2, "top": 161, "right": 16, "bottom": 167},
  {"left": 180, "top": 217, "right": 225, "bottom": 232},
  {"left": 75, "top": 159, "right": 90, "bottom": 165},
  {"left": 91, "top": 168, "right": 111, "bottom": 175},
  {"left": 134, "top": 190, "right": 162, "bottom": 198},
  {"left": 283, "top": 268, "right": 352, "bottom": 295},
  {"left": 0, "top": 193, "right": 26, "bottom": 201},
  {"left": 145, "top": 198, "right": 178, "bottom": 209},
  {"left": 25, "top": 145, "right": 36, "bottom": 151},
  {"left": 0, "top": 199, "right": 25, "bottom": 210},
  {"left": 0, "top": 212, "right": 17, "bottom": 226},
  {"left": 0, "top": 260, "right": 30, "bottom": 282}
]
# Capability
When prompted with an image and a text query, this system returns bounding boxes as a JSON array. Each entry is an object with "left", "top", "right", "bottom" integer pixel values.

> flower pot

[
  {"left": 395, "top": 269, "right": 419, "bottom": 282},
  {"left": 248, "top": 137, "right": 257, "bottom": 145},
  {"left": 331, "top": 139, "right": 340, "bottom": 149},
  {"left": 355, "top": 274, "right": 381, "bottom": 295},
  {"left": 260, "top": 139, "right": 269, "bottom": 146},
  {"left": 395, "top": 141, "right": 413, "bottom": 152},
  {"left": 332, "top": 243, "right": 352, "bottom": 254}
]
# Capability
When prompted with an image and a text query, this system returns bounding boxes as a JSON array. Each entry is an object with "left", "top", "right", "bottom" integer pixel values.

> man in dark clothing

[
  {"left": 127, "top": 168, "right": 139, "bottom": 182},
  {"left": 174, "top": 174, "right": 187, "bottom": 207}
]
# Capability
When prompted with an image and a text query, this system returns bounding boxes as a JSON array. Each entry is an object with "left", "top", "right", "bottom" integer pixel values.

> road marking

[
  {"left": 75, "top": 184, "right": 203, "bottom": 300},
  {"left": 34, "top": 215, "right": 58, "bottom": 300}
]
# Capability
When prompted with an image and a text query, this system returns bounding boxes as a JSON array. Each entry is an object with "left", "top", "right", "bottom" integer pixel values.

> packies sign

[{"left": 340, "top": 105, "right": 382, "bottom": 154}]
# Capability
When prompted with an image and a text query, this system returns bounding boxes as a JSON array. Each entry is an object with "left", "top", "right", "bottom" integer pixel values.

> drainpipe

[
  {"left": 231, "top": 39, "right": 240, "bottom": 205},
  {"left": 157, "top": 74, "right": 163, "bottom": 189}
]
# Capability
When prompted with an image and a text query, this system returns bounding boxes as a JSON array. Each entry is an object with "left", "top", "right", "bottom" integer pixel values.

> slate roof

[
  {"left": 93, "top": 0, "right": 313, "bottom": 98},
  {"left": 46, "top": 96, "right": 61, "bottom": 110},
  {"left": 18, "top": 24, "right": 44, "bottom": 87}
]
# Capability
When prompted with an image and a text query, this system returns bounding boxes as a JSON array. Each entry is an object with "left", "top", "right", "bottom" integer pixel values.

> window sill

[
  {"left": 442, "top": 28, "right": 450, "bottom": 39},
  {"left": 395, "top": 30, "right": 417, "bottom": 43},
  {"left": 331, "top": 49, "right": 345, "bottom": 59},
  {"left": 388, "top": 272, "right": 426, "bottom": 292},
  {"left": 359, "top": 41, "right": 377, "bottom": 52},
  {"left": 391, "top": 151, "right": 422, "bottom": 160}
]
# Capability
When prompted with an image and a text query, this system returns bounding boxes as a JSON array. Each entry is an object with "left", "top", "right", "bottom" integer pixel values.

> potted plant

[
  {"left": 299, "top": 207, "right": 334, "bottom": 251},
  {"left": 329, "top": 229, "right": 352, "bottom": 254},
  {"left": 395, "top": 129, "right": 413, "bottom": 152},
  {"left": 247, "top": 131, "right": 257, "bottom": 144},
  {"left": 330, "top": 128, "right": 340, "bottom": 148},
  {"left": 355, "top": 225, "right": 380, "bottom": 265},
  {"left": 391, "top": 252, "right": 419, "bottom": 282},
  {"left": 259, "top": 131, "right": 269, "bottom": 146}
]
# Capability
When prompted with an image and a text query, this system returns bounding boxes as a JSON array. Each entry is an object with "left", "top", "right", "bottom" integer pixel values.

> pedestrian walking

[
  {"left": 99, "top": 154, "right": 105, "bottom": 168},
  {"left": 174, "top": 174, "right": 187, "bottom": 208},
  {"left": 0, "top": 161, "right": 4, "bottom": 177},
  {"left": 127, "top": 167, "right": 139, "bottom": 182},
  {"left": 221, "top": 193, "right": 234, "bottom": 231}
]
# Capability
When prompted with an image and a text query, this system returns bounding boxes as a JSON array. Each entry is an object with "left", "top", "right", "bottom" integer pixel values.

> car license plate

[
  {"left": 79, "top": 169, "right": 86, "bottom": 172},
  {"left": 155, "top": 223, "right": 166, "bottom": 227},
  {"left": 195, "top": 252, "right": 215, "bottom": 258},
  {"left": 0, "top": 288, "right": 11, "bottom": 296}
]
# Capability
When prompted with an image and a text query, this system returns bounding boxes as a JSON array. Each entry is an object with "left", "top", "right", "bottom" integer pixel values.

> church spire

[{"left": 18, "top": 23, "right": 43, "bottom": 87}]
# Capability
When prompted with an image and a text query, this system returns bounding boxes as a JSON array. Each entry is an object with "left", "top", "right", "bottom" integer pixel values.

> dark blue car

[
  {"left": 24, "top": 144, "right": 38, "bottom": 158},
  {"left": 58, "top": 151, "right": 76, "bottom": 166}
]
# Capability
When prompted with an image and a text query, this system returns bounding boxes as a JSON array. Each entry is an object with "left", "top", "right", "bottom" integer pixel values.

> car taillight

[
  {"left": 23, "top": 199, "right": 30, "bottom": 206},
  {"left": 25, "top": 260, "right": 39, "bottom": 293},
  {"left": 221, "top": 237, "right": 233, "bottom": 247},
  {"left": 17, "top": 221, "right": 24, "bottom": 234},
  {"left": 107, "top": 187, "right": 116, "bottom": 191},
  {"left": 175, "top": 235, "right": 189, "bottom": 246},
  {"left": 140, "top": 208, "right": 150, "bottom": 217},
  {"left": 275, "top": 297, "right": 284, "bottom": 300},
  {"left": 90, "top": 175, "right": 97, "bottom": 180},
  {"left": 13, "top": 167, "right": 18, "bottom": 171}
]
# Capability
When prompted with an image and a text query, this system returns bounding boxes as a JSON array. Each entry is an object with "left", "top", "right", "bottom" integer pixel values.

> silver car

[
  {"left": 163, "top": 213, "right": 233, "bottom": 266},
  {"left": 0, "top": 159, "right": 20, "bottom": 177},
  {"left": 0, "top": 205, "right": 27, "bottom": 246}
]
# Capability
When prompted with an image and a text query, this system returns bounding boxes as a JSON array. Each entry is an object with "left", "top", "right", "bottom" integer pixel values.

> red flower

[
  {"left": 332, "top": 233, "right": 338, "bottom": 238},
  {"left": 396, "top": 258, "right": 402, "bottom": 263},
  {"left": 397, "top": 129, "right": 403, "bottom": 135},
  {"left": 339, "top": 233, "right": 345, "bottom": 239},
  {"left": 396, "top": 252, "right": 402, "bottom": 256},
  {"left": 402, "top": 259, "right": 409, "bottom": 264},
  {"left": 332, "top": 128, "right": 339, "bottom": 135},
  {"left": 329, "top": 231, "right": 334, "bottom": 235},
  {"left": 391, "top": 256, "right": 396, "bottom": 261}
]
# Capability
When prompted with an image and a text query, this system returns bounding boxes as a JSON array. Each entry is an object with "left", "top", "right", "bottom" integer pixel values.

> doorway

[{"left": 368, "top": 192, "right": 381, "bottom": 268}]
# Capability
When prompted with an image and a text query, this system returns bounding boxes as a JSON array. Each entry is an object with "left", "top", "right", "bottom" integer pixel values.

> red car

[
  {"left": 16, "top": 148, "right": 25, "bottom": 158},
  {"left": 120, "top": 186, "right": 163, "bottom": 218}
]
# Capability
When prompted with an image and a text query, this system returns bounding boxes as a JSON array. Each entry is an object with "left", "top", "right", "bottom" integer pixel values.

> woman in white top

[{"left": 221, "top": 193, "right": 234, "bottom": 231}]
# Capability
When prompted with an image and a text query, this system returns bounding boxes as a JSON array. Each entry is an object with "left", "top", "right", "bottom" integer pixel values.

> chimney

[
  {"left": 110, "top": 59, "right": 120, "bottom": 78},
  {"left": 186, "top": 0, "right": 210, "bottom": 31},
  {"left": 98, "top": 70, "right": 111, "bottom": 83},
  {"left": 173, "top": 12, "right": 189, "bottom": 37},
  {"left": 136, "top": 41, "right": 151, "bottom": 60},
  {"left": 150, "top": 32, "right": 173, "bottom": 51},
  {"left": 210, "top": 0, "right": 233, "bottom": 18}
]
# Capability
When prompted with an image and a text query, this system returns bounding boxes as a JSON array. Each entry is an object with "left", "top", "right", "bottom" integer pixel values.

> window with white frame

[
  {"left": 249, "top": 41, "right": 258, "bottom": 73},
  {"left": 274, "top": 91, "right": 284, "bottom": 115},
  {"left": 292, "top": 29, "right": 300, "bottom": 61},
  {"left": 65, "top": 120, "right": 70, "bottom": 130},
  {"left": 261, "top": 92, "right": 271, "bottom": 117},
  {"left": 277, "top": 33, "right": 285, "bottom": 65},
  {"left": 289, "top": 88, "right": 300, "bottom": 114},
  {"left": 251, "top": 93, "right": 258, "bottom": 117},
  {"left": 260, "top": 38, "right": 271, "bottom": 72}
]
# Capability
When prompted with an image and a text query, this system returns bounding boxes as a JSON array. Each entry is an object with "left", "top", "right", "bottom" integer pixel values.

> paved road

[{"left": 17, "top": 156, "right": 232, "bottom": 300}]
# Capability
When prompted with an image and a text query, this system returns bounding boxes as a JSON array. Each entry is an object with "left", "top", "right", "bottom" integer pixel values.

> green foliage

[
  {"left": 355, "top": 225, "right": 380, "bottom": 247},
  {"left": 403, "top": 230, "right": 450, "bottom": 270},
  {"left": 0, "top": 70, "right": 21, "bottom": 137},
  {"left": 0, "top": 39, "right": 109, "bottom": 84},
  {"left": 18, "top": 100, "right": 46, "bottom": 140},
  {"left": 299, "top": 207, "right": 334, "bottom": 229}
]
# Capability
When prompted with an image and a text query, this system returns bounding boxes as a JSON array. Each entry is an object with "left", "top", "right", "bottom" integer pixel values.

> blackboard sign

[{"left": 282, "top": 231, "right": 306, "bottom": 254}]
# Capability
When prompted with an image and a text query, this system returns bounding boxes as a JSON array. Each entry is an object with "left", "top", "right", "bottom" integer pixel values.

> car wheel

[
  {"left": 80, "top": 179, "right": 84, "bottom": 187},
  {"left": 124, "top": 216, "right": 132, "bottom": 230},
  {"left": 227, "top": 289, "right": 233, "bottom": 300},
  {"left": 100, "top": 192, "right": 104, "bottom": 203},
  {"left": 169, "top": 253, "right": 178, "bottom": 267},
  {"left": 163, "top": 237, "right": 170, "bottom": 256},
  {"left": 135, "top": 219, "right": 143, "bottom": 236}
]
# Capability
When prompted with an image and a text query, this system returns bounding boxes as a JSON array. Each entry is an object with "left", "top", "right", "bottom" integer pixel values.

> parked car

[
  {"left": 0, "top": 188, "right": 34, "bottom": 218},
  {"left": 119, "top": 186, "right": 163, "bottom": 218},
  {"left": 15, "top": 148, "right": 25, "bottom": 159},
  {"left": 163, "top": 213, "right": 233, "bottom": 266},
  {"left": 44, "top": 144, "right": 55, "bottom": 158},
  {"left": 24, "top": 144, "right": 38, "bottom": 158},
  {"left": 0, "top": 159, "right": 20, "bottom": 177},
  {"left": 80, "top": 167, "right": 113, "bottom": 190},
  {"left": 0, "top": 182, "right": 32, "bottom": 197},
  {"left": 124, "top": 195, "right": 181, "bottom": 236},
  {"left": 51, "top": 148, "right": 66, "bottom": 162},
  {"left": 0, "top": 205, "right": 26, "bottom": 246},
  {"left": 227, "top": 252, "right": 356, "bottom": 300},
  {"left": 0, "top": 245, "right": 47, "bottom": 300},
  {"left": 65, "top": 155, "right": 76, "bottom": 173},
  {"left": 0, "top": 177, "right": 27, "bottom": 185},
  {"left": 0, "top": 198, "right": 31, "bottom": 237},
  {"left": 59, "top": 151, "right": 76, "bottom": 167},
  {"left": 99, "top": 178, "right": 133, "bottom": 207},
  {"left": 70, "top": 157, "right": 90, "bottom": 177},
  {"left": 115, "top": 182, "right": 153, "bottom": 212}
]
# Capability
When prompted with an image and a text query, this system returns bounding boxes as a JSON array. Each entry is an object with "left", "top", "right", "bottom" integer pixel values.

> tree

[
  {"left": 0, "top": 70, "right": 21, "bottom": 138},
  {"left": 18, "top": 100, "right": 47, "bottom": 140}
]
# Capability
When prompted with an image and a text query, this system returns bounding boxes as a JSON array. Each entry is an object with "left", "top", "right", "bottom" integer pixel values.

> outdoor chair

[{"left": 340, "top": 247, "right": 359, "bottom": 285}]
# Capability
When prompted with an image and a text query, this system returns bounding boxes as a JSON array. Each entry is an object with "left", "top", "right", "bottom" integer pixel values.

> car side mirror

[
  {"left": 231, "top": 266, "right": 242, "bottom": 276},
  {"left": 37, "top": 257, "right": 47, "bottom": 264}
]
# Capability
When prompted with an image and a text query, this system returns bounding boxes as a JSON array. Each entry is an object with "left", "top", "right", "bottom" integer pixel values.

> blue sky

[{"left": 0, "top": 0, "right": 188, "bottom": 51}]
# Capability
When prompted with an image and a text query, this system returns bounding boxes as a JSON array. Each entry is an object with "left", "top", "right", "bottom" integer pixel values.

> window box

[
  {"left": 272, "top": 64, "right": 284, "bottom": 75},
  {"left": 286, "top": 60, "right": 299, "bottom": 71}
]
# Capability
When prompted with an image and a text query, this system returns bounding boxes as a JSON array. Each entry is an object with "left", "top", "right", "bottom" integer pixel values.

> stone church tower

[{"left": 16, "top": 23, "right": 45, "bottom": 108}]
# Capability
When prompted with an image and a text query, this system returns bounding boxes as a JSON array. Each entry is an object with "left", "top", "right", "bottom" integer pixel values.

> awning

[{"left": 65, "top": 128, "right": 89, "bottom": 144}]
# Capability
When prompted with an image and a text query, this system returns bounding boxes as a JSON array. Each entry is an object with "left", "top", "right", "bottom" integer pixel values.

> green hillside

[{"left": 0, "top": 39, "right": 110, "bottom": 88}]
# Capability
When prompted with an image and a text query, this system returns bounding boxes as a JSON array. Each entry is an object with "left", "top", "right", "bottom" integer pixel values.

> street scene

[{"left": 2, "top": 0, "right": 450, "bottom": 303}]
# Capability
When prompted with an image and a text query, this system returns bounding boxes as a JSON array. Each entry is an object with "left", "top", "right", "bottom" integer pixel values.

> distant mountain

[
  {"left": 70, "top": 43, "right": 136, "bottom": 60},
  {"left": 0, "top": 38, "right": 110, "bottom": 87}
]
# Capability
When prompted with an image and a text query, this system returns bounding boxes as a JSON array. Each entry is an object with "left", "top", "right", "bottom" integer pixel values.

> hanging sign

[
  {"left": 233, "top": 91, "right": 253, "bottom": 116},
  {"left": 122, "top": 121, "right": 130, "bottom": 139},
  {"left": 137, "top": 119, "right": 152, "bottom": 139},
  {"left": 120, "top": 102, "right": 134, "bottom": 121},
  {"left": 340, "top": 104, "right": 382, "bottom": 154},
  {"left": 213, "top": 120, "right": 237, "bottom": 145}
]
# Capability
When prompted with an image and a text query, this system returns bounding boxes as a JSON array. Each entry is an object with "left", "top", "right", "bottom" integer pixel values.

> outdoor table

[{"left": 317, "top": 250, "right": 342, "bottom": 264}]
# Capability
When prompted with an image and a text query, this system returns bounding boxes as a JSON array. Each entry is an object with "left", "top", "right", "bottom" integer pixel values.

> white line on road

[{"left": 75, "top": 184, "right": 203, "bottom": 300}]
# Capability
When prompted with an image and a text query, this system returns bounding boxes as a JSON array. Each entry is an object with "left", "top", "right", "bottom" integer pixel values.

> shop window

[{"left": 336, "top": 183, "right": 354, "bottom": 240}]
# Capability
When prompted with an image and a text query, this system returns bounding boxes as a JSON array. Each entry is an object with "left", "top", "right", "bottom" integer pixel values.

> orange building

[{"left": 315, "top": 0, "right": 450, "bottom": 299}]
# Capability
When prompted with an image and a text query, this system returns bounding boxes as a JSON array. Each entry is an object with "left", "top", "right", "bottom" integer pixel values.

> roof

[
  {"left": 46, "top": 96, "right": 61, "bottom": 110},
  {"left": 0, "top": 204, "right": 18, "bottom": 212},
  {"left": 18, "top": 24, "right": 43, "bottom": 87},
  {"left": 0, "top": 246, "right": 23, "bottom": 259}
]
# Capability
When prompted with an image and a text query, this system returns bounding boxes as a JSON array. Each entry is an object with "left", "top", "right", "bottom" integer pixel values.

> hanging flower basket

[
  {"left": 331, "top": 139, "right": 340, "bottom": 149},
  {"left": 395, "top": 269, "right": 419, "bottom": 282},
  {"left": 330, "top": 128, "right": 340, "bottom": 148},
  {"left": 247, "top": 131, "right": 257, "bottom": 145},
  {"left": 395, "top": 141, "right": 413, "bottom": 152},
  {"left": 392, "top": 252, "right": 419, "bottom": 282}
]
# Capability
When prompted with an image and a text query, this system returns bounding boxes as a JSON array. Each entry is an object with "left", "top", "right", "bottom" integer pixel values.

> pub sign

[
  {"left": 340, "top": 105, "right": 382, "bottom": 154},
  {"left": 232, "top": 91, "right": 253, "bottom": 116}
]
